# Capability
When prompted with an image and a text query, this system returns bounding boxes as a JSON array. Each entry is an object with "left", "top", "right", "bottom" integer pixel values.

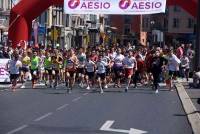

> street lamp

[
  {"left": 150, "top": 20, "right": 155, "bottom": 45},
  {"left": 52, "top": 7, "right": 57, "bottom": 49},
  {"left": 71, "top": 15, "right": 77, "bottom": 48}
]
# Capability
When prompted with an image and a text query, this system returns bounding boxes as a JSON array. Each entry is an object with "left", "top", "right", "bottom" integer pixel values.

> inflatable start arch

[{"left": 8, "top": 0, "right": 197, "bottom": 48}]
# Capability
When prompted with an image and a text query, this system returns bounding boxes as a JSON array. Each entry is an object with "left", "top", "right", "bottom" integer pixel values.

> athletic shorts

[
  {"left": 77, "top": 68, "right": 85, "bottom": 75},
  {"left": 30, "top": 69, "right": 39, "bottom": 80},
  {"left": 45, "top": 68, "right": 52, "bottom": 75},
  {"left": 113, "top": 66, "right": 123, "bottom": 77},
  {"left": 125, "top": 68, "right": 133, "bottom": 77},
  {"left": 10, "top": 74, "right": 19, "bottom": 81},
  {"left": 106, "top": 66, "right": 111, "bottom": 76},
  {"left": 21, "top": 66, "right": 29, "bottom": 72},
  {"left": 86, "top": 72, "right": 95, "bottom": 79},
  {"left": 67, "top": 71, "right": 76, "bottom": 78},
  {"left": 96, "top": 73, "right": 106, "bottom": 80},
  {"left": 52, "top": 69, "right": 59, "bottom": 75}
]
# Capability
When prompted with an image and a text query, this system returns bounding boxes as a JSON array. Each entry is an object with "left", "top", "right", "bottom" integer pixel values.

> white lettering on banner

[
  {"left": 64, "top": 0, "right": 166, "bottom": 15},
  {"left": 0, "top": 59, "right": 10, "bottom": 83}
]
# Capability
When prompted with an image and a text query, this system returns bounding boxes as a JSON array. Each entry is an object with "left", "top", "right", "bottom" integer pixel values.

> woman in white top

[
  {"left": 180, "top": 54, "right": 190, "bottom": 81},
  {"left": 167, "top": 49, "right": 181, "bottom": 91}
]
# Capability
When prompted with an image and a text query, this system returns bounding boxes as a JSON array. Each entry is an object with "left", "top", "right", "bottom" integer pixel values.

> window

[
  {"left": 173, "top": 5, "right": 181, "bottom": 12},
  {"left": 124, "top": 15, "right": 131, "bottom": 24},
  {"left": 188, "top": 18, "right": 194, "bottom": 28},
  {"left": 142, "top": 18, "right": 149, "bottom": 29},
  {"left": 0, "top": 0, "right": 3, "bottom": 9},
  {"left": 173, "top": 18, "right": 179, "bottom": 28},
  {"left": 124, "top": 24, "right": 131, "bottom": 35}
]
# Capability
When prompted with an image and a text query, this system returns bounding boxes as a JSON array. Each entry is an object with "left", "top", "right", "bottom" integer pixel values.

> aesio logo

[
  {"left": 119, "top": 0, "right": 131, "bottom": 9},
  {"left": 68, "top": 0, "right": 80, "bottom": 9}
]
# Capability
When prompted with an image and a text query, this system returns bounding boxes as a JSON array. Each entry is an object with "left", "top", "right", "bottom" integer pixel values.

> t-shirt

[
  {"left": 102, "top": 56, "right": 110, "bottom": 67},
  {"left": 85, "top": 60, "right": 95, "bottom": 72},
  {"left": 44, "top": 57, "right": 52, "bottom": 69},
  {"left": 31, "top": 56, "right": 39, "bottom": 70},
  {"left": 109, "top": 52, "right": 117, "bottom": 60},
  {"left": 90, "top": 55, "right": 98, "bottom": 63},
  {"left": 22, "top": 56, "right": 30, "bottom": 67},
  {"left": 8, "top": 60, "right": 22, "bottom": 74},
  {"left": 176, "top": 47, "right": 184, "bottom": 59},
  {"left": 78, "top": 53, "right": 86, "bottom": 68},
  {"left": 168, "top": 54, "right": 181, "bottom": 71},
  {"left": 65, "top": 57, "right": 77, "bottom": 71},
  {"left": 96, "top": 60, "right": 107, "bottom": 74},
  {"left": 181, "top": 57, "right": 190, "bottom": 69},
  {"left": 123, "top": 56, "right": 136, "bottom": 69},
  {"left": 114, "top": 54, "right": 124, "bottom": 67}
]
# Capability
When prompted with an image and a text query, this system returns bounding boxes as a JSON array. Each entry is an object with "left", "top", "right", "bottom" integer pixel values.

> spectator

[{"left": 193, "top": 67, "right": 200, "bottom": 88}]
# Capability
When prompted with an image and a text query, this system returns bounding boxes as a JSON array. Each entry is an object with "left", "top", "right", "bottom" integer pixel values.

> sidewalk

[
  {"left": 175, "top": 79, "right": 200, "bottom": 134},
  {"left": 182, "top": 79, "right": 200, "bottom": 112}
]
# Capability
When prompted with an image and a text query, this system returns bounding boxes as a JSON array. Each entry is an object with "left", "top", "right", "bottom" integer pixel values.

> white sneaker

[
  {"left": 100, "top": 89, "right": 104, "bottom": 94},
  {"left": 21, "top": 85, "right": 25, "bottom": 89},
  {"left": 86, "top": 86, "right": 90, "bottom": 90},
  {"left": 104, "top": 85, "right": 108, "bottom": 89},
  {"left": 155, "top": 89, "right": 159, "bottom": 94}
]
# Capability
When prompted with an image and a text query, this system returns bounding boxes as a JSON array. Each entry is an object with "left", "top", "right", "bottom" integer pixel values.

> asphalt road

[{"left": 0, "top": 83, "right": 192, "bottom": 134}]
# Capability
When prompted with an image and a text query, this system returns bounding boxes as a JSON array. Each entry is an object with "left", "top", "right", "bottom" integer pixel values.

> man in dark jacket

[{"left": 151, "top": 50, "right": 167, "bottom": 93}]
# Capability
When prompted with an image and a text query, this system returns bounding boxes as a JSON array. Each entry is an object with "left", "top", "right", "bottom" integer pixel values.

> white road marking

[
  {"left": 72, "top": 97, "right": 82, "bottom": 102},
  {"left": 56, "top": 104, "right": 69, "bottom": 111},
  {"left": 83, "top": 93, "right": 89, "bottom": 96},
  {"left": 34, "top": 112, "right": 53, "bottom": 122},
  {"left": 6, "top": 124, "right": 28, "bottom": 134},
  {"left": 100, "top": 120, "right": 147, "bottom": 134}
]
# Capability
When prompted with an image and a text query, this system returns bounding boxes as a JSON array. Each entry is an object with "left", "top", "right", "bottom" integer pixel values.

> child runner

[
  {"left": 85, "top": 55, "right": 96, "bottom": 90},
  {"left": 123, "top": 50, "right": 137, "bottom": 92},
  {"left": 96, "top": 54, "right": 107, "bottom": 94}
]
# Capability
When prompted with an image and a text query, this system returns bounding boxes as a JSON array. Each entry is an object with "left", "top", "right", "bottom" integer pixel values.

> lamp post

[
  {"left": 52, "top": 7, "right": 57, "bottom": 49},
  {"left": 71, "top": 17, "right": 76, "bottom": 48},
  {"left": 150, "top": 20, "right": 155, "bottom": 45}
]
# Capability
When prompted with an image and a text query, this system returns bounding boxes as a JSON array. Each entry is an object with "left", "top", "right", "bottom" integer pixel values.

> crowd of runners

[{"left": 1, "top": 42, "right": 195, "bottom": 93}]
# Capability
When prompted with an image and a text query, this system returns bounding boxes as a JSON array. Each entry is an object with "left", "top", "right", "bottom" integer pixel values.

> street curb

[{"left": 175, "top": 83, "right": 200, "bottom": 134}]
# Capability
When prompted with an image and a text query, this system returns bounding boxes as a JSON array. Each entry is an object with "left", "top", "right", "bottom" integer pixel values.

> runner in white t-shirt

[
  {"left": 7, "top": 53, "right": 22, "bottom": 91},
  {"left": 113, "top": 48, "right": 124, "bottom": 88},
  {"left": 123, "top": 50, "right": 137, "bottom": 92},
  {"left": 167, "top": 49, "right": 181, "bottom": 91}
]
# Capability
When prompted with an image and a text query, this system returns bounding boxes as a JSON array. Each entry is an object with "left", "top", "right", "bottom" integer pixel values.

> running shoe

[
  {"left": 104, "top": 85, "right": 108, "bottom": 89},
  {"left": 21, "top": 85, "right": 25, "bottom": 89},
  {"left": 125, "top": 87, "right": 128, "bottom": 92},
  {"left": 155, "top": 89, "right": 159, "bottom": 94},
  {"left": 86, "top": 86, "right": 90, "bottom": 90},
  {"left": 100, "top": 88, "right": 104, "bottom": 94}
]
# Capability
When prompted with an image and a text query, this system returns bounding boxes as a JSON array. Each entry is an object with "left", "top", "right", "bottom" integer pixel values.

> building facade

[
  {"left": 142, "top": 5, "right": 195, "bottom": 46},
  {"left": 37, "top": 6, "right": 102, "bottom": 49},
  {"left": 110, "top": 15, "right": 141, "bottom": 46},
  {"left": 0, "top": 0, "right": 12, "bottom": 44}
]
